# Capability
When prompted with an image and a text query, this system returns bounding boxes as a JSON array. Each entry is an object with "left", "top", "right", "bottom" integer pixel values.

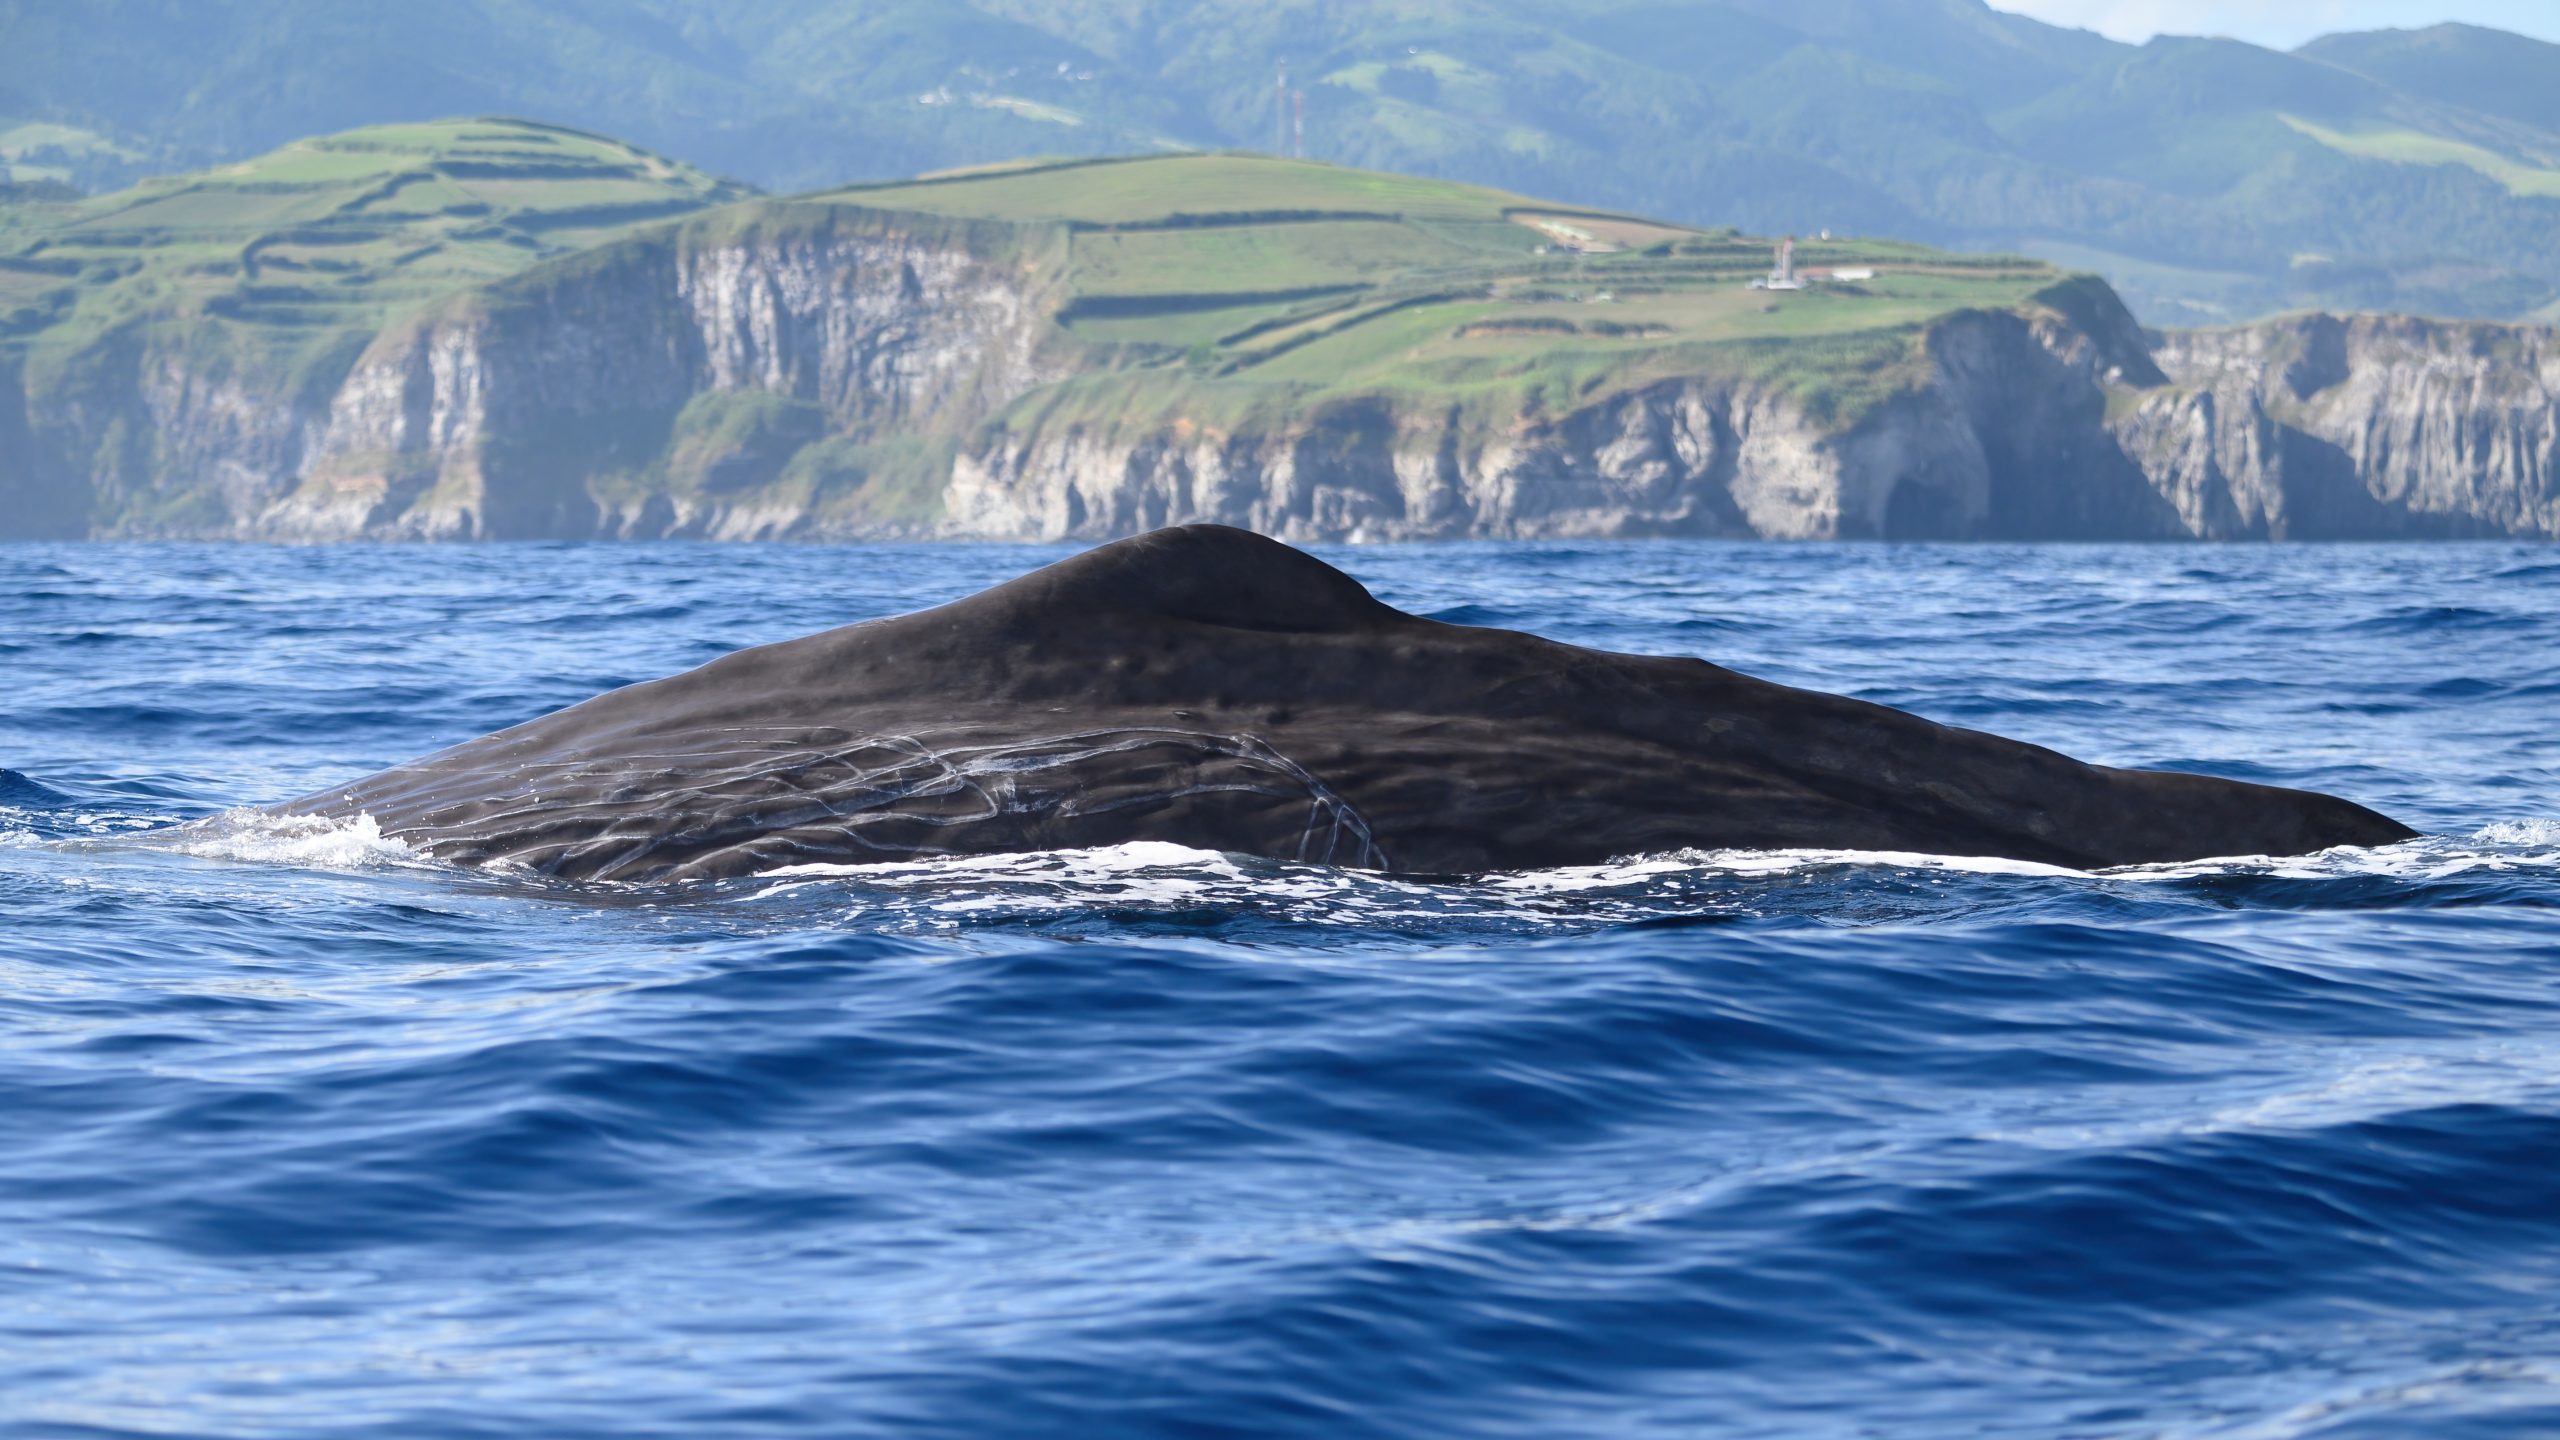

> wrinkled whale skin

[{"left": 282, "top": 525, "right": 2415, "bottom": 880}]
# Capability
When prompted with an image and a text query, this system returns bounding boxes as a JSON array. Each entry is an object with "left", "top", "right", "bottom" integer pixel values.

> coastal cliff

[
  {"left": 21, "top": 253, "right": 2556, "bottom": 544},
  {"left": 269, "top": 210, "right": 1057, "bottom": 540},
  {"left": 947, "top": 304, "right": 2560, "bottom": 542},
  {"left": 6, "top": 148, "right": 2557, "bottom": 542},
  {"left": 2119, "top": 315, "right": 2560, "bottom": 538},
  {"left": 24, "top": 208, "right": 1058, "bottom": 541},
  {"left": 940, "top": 329, "right": 2123, "bottom": 542}
]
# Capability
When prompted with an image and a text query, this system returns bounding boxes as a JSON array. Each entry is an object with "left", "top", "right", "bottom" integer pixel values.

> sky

[{"left": 1985, "top": 0, "right": 2560, "bottom": 48}]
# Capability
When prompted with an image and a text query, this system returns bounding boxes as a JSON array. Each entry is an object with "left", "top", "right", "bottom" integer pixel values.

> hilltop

[
  {"left": 1, "top": 117, "right": 747, "bottom": 376},
  {"left": 0, "top": 118, "right": 750, "bottom": 532},
  {"left": 9, "top": 2, "right": 2560, "bottom": 324},
  {"left": 825, "top": 152, "right": 2069, "bottom": 430}
]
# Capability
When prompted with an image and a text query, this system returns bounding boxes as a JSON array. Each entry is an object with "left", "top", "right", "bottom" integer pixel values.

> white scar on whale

[{"left": 368, "top": 724, "right": 1384, "bottom": 881}]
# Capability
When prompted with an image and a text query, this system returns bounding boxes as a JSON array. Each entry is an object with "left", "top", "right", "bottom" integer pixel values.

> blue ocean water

[{"left": 2, "top": 540, "right": 2556, "bottom": 1440}]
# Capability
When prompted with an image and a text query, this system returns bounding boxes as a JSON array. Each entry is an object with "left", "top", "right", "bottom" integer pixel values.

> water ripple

[{"left": 1, "top": 540, "right": 2555, "bottom": 1438}]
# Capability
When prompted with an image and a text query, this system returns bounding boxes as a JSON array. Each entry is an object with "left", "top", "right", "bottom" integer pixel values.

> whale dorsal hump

[{"left": 974, "top": 525, "right": 1402, "bottom": 635}]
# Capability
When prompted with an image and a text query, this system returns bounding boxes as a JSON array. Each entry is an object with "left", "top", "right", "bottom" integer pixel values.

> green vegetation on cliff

[
  {"left": 0, "top": 118, "right": 749, "bottom": 387},
  {"left": 2, "top": 122, "right": 2113, "bottom": 538},
  {"left": 821, "top": 152, "right": 2065, "bottom": 436}
]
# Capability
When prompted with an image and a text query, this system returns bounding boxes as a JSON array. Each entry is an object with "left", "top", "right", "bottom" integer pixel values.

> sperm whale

[{"left": 277, "top": 524, "right": 2415, "bottom": 880}]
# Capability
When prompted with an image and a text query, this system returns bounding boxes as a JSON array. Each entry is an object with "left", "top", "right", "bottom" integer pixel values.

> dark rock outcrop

[{"left": 280, "top": 526, "right": 2415, "bottom": 880}]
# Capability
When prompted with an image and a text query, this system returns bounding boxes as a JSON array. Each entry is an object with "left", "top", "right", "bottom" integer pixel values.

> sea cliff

[
  {"left": 948, "top": 307, "right": 2560, "bottom": 543},
  {"left": 7, "top": 174, "right": 2557, "bottom": 542},
  {"left": 2121, "top": 314, "right": 2560, "bottom": 538}
]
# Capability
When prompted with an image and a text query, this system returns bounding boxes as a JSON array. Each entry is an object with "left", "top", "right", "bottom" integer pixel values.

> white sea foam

[
  {"left": 737, "top": 822, "right": 2560, "bottom": 931},
  {"left": 766, "top": 841, "right": 2086, "bottom": 890},
  {"left": 2475, "top": 818, "right": 2560, "bottom": 847},
  {"left": 2107, "top": 823, "right": 2560, "bottom": 884},
  {"left": 764, "top": 840, "right": 1240, "bottom": 889},
  {"left": 1490, "top": 848, "right": 2091, "bottom": 893},
  {"left": 152, "top": 809, "right": 417, "bottom": 870},
  {"left": 759, "top": 841, "right": 1357, "bottom": 918},
  {"left": 748, "top": 839, "right": 2100, "bottom": 931}
]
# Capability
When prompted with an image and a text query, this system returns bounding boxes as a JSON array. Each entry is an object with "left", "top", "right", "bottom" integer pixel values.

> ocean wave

[
  {"left": 9, "top": 540, "right": 2560, "bottom": 1439},
  {"left": 0, "top": 767, "right": 73, "bottom": 808}
]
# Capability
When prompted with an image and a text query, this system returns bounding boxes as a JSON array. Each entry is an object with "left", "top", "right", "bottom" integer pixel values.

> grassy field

[
  {"left": 2, "top": 136, "right": 2074, "bottom": 442},
  {"left": 2279, "top": 114, "right": 2560, "bottom": 200},
  {"left": 0, "top": 120, "right": 145, "bottom": 184},
  {"left": 0, "top": 118, "right": 750, "bottom": 385},
  {"left": 21, "top": 1, "right": 2560, "bottom": 327},
  {"left": 809, "top": 152, "right": 2066, "bottom": 434}
]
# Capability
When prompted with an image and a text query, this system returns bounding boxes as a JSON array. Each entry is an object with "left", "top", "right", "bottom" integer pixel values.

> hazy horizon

[{"left": 1989, "top": 0, "right": 2560, "bottom": 48}]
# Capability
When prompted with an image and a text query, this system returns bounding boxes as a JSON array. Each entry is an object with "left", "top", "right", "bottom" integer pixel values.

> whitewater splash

[
  {"left": 2474, "top": 817, "right": 2560, "bottom": 848},
  {"left": 24, "top": 801, "right": 2554, "bottom": 936},
  {"left": 727, "top": 825, "right": 2560, "bottom": 933},
  {"left": 140, "top": 808, "right": 418, "bottom": 870}
]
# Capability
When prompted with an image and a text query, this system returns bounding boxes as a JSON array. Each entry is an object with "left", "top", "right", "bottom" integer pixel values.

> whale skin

[{"left": 279, "top": 525, "right": 2416, "bottom": 880}]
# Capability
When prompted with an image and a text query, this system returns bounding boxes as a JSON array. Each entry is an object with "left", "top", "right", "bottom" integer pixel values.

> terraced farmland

[
  {"left": 819, "top": 152, "right": 2066, "bottom": 432},
  {"left": 0, "top": 118, "right": 750, "bottom": 380}
]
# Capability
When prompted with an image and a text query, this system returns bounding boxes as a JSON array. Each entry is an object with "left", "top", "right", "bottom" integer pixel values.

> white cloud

[{"left": 1986, "top": 0, "right": 2560, "bottom": 48}]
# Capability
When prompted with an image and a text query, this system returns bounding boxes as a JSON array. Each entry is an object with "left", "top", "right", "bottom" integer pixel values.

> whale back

[
  {"left": 280, "top": 525, "right": 2416, "bottom": 880},
  {"left": 963, "top": 523, "right": 1401, "bottom": 634}
]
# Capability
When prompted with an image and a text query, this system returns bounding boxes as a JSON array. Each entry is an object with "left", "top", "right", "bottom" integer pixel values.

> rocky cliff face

[
  {"left": 948, "top": 303, "right": 2180, "bottom": 542},
  {"left": 949, "top": 305, "right": 2560, "bottom": 542},
  {"left": 2118, "top": 314, "right": 2560, "bottom": 538},
  {"left": 277, "top": 217, "right": 1057, "bottom": 540},
  {"left": 8, "top": 210, "right": 1058, "bottom": 540},
  {"left": 6, "top": 329, "right": 329, "bottom": 540},
  {"left": 7, "top": 222, "right": 2558, "bottom": 540}
]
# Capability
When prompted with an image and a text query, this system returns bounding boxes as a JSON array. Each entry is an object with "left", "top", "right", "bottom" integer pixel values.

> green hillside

[
  {"left": 0, "top": 118, "right": 750, "bottom": 389},
  {"left": 821, "top": 152, "right": 2065, "bottom": 434},
  {"left": 10, "top": 1, "right": 2560, "bottom": 324},
  {"left": 4, "top": 131, "right": 2063, "bottom": 429},
  {"left": 1, "top": 126, "right": 2105, "bottom": 539},
  {"left": 2299, "top": 24, "right": 2560, "bottom": 134}
]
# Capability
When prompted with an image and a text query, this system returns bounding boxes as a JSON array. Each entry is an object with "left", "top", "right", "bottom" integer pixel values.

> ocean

[{"left": 3, "top": 540, "right": 2556, "bottom": 1439}]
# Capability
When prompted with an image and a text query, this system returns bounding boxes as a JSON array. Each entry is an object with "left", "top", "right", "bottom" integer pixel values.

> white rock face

[
  {"left": 2121, "top": 314, "right": 2560, "bottom": 538},
  {"left": 946, "top": 308, "right": 2180, "bottom": 541},
  {"left": 254, "top": 224, "right": 1054, "bottom": 540},
  {"left": 2, "top": 214, "right": 1051, "bottom": 540},
  {"left": 6, "top": 211, "right": 2558, "bottom": 541}
]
